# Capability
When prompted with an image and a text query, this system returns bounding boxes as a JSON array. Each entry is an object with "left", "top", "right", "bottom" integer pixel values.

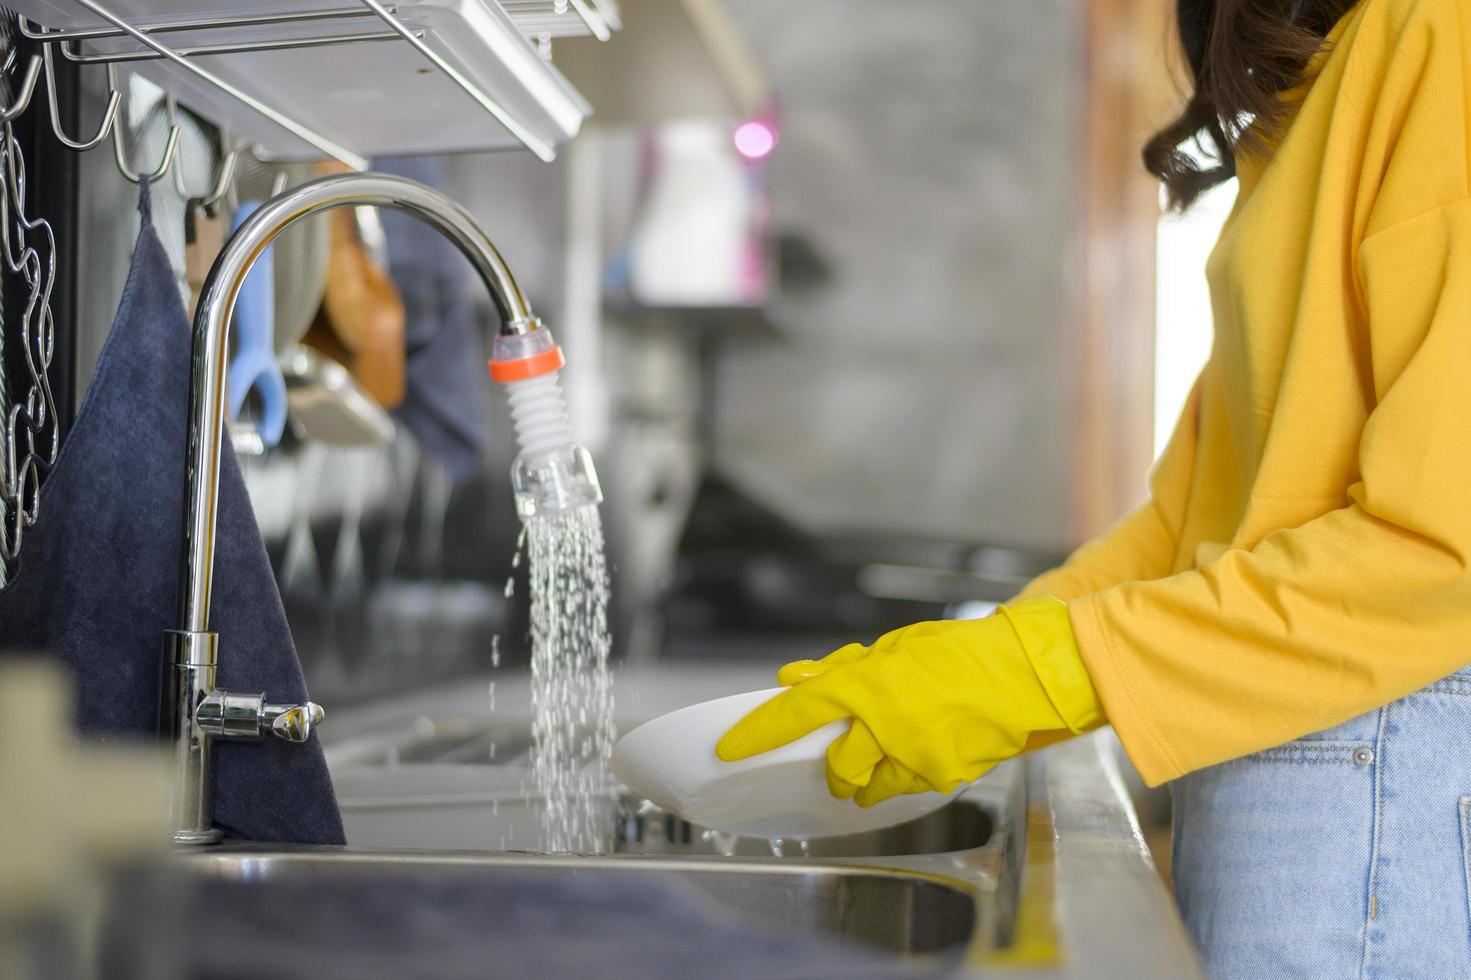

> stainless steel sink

[
  {"left": 107, "top": 734, "right": 1203, "bottom": 980},
  {"left": 308, "top": 700, "right": 1021, "bottom": 973},
  {"left": 192, "top": 672, "right": 1197, "bottom": 979},
  {"left": 334, "top": 785, "right": 996, "bottom": 859},
  {"left": 180, "top": 847, "right": 980, "bottom": 959},
  {"left": 327, "top": 715, "right": 1005, "bottom": 860}
]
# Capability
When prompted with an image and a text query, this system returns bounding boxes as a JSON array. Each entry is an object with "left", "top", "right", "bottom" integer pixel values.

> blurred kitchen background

[{"left": 48, "top": 0, "right": 1225, "bottom": 707}]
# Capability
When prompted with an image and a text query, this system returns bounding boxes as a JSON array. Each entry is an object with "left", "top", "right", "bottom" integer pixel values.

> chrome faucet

[{"left": 167, "top": 172, "right": 543, "bottom": 844}]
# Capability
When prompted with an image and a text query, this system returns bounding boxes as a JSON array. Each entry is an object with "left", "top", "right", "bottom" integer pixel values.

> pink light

[{"left": 733, "top": 120, "right": 778, "bottom": 161}]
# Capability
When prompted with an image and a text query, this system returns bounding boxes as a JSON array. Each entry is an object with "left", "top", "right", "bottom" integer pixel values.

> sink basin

[
  {"left": 92, "top": 846, "right": 985, "bottom": 979},
  {"left": 180, "top": 848, "right": 979, "bottom": 958},
  {"left": 88, "top": 733, "right": 1200, "bottom": 980},
  {"left": 306, "top": 700, "right": 1019, "bottom": 973},
  {"left": 328, "top": 715, "right": 1000, "bottom": 858},
  {"left": 123, "top": 673, "right": 1028, "bottom": 980},
  {"left": 211, "top": 678, "right": 1193, "bottom": 978}
]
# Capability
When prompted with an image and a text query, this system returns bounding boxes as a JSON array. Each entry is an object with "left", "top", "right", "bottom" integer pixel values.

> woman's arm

[
  {"left": 1079, "top": 200, "right": 1471, "bottom": 786},
  {"left": 1016, "top": 372, "right": 1204, "bottom": 601}
]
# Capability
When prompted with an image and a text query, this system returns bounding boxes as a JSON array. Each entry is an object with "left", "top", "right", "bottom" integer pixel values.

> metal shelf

[
  {"left": 8, "top": 0, "right": 617, "bottom": 161},
  {"left": 502, "top": 0, "right": 619, "bottom": 41}
]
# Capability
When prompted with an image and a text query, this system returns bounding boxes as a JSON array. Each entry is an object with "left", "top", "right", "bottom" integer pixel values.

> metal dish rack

[
  {"left": 502, "top": 0, "right": 620, "bottom": 42},
  {"left": 0, "top": 0, "right": 616, "bottom": 585},
  {"left": 6, "top": 0, "right": 617, "bottom": 162}
]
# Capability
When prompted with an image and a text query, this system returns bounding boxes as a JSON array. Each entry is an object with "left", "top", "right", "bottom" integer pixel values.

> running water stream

[
  {"left": 525, "top": 505, "right": 617, "bottom": 853},
  {"left": 492, "top": 326, "right": 616, "bottom": 853}
]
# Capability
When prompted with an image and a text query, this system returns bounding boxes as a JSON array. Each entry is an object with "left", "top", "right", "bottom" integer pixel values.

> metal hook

[
  {"left": 172, "top": 118, "right": 241, "bottom": 210},
  {"left": 170, "top": 126, "right": 190, "bottom": 197},
  {"left": 203, "top": 142, "right": 240, "bottom": 209},
  {"left": 42, "top": 45, "right": 120, "bottom": 150},
  {"left": 111, "top": 78, "right": 180, "bottom": 184},
  {"left": 0, "top": 55, "right": 43, "bottom": 123}
]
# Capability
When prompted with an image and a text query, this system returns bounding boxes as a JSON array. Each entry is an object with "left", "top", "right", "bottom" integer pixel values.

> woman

[{"left": 718, "top": 0, "right": 1471, "bottom": 974}]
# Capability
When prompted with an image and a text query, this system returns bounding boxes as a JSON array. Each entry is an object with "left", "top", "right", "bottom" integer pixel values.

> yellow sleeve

[
  {"left": 1075, "top": 200, "right": 1471, "bottom": 786},
  {"left": 1015, "top": 373, "right": 1203, "bottom": 602}
]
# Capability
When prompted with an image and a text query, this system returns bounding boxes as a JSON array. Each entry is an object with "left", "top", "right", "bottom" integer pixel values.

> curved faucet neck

[
  {"left": 165, "top": 171, "right": 541, "bottom": 844},
  {"left": 179, "top": 172, "right": 536, "bottom": 634}
]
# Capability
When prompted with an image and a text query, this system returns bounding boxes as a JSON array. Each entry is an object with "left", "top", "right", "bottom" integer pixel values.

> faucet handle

[
  {"left": 196, "top": 691, "right": 325, "bottom": 743},
  {"left": 263, "top": 701, "right": 324, "bottom": 743}
]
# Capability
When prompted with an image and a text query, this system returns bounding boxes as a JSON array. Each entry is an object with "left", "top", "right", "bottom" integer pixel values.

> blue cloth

[
  {"left": 225, "top": 200, "right": 287, "bottom": 449},
  {"left": 1172, "top": 665, "right": 1471, "bottom": 978},
  {"left": 376, "top": 156, "right": 490, "bottom": 480},
  {"left": 0, "top": 184, "right": 344, "bottom": 845}
]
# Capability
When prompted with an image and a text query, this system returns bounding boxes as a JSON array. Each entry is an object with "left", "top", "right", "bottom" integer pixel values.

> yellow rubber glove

[{"left": 715, "top": 596, "right": 1106, "bottom": 808}]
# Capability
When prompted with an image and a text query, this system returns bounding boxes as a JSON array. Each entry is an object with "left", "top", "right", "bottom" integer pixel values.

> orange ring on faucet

[{"left": 489, "top": 345, "right": 566, "bottom": 383}]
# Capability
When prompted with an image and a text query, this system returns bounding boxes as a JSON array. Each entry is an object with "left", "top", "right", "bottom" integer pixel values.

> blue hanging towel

[{"left": 0, "top": 183, "right": 344, "bottom": 845}]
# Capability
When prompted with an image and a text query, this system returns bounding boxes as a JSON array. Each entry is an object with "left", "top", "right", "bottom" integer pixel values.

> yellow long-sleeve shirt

[{"left": 1025, "top": 0, "right": 1471, "bottom": 785}]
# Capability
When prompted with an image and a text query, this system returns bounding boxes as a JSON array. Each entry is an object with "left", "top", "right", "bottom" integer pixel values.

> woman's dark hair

[{"left": 1145, "top": 0, "right": 1357, "bottom": 210}]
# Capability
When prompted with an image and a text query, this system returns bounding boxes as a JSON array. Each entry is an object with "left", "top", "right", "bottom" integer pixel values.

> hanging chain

[
  {"left": 0, "top": 25, "right": 59, "bottom": 587},
  {"left": 0, "top": 48, "right": 8, "bottom": 585}
]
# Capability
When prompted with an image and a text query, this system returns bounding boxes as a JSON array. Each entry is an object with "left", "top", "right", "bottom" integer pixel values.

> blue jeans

[{"left": 1172, "top": 667, "right": 1471, "bottom": 978}]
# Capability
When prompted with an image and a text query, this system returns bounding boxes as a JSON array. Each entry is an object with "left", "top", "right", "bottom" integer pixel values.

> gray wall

[{"left": 715, "top": 0, "right": 1082, "bottom": 550}]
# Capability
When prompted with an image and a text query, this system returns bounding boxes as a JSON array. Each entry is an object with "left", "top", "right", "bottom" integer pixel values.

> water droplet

[{"left": 711, "top": 831, "right": 740, "bottom": 857}]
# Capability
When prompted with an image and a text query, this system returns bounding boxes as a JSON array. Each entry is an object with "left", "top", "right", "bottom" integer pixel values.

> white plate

[{"left": 612, "top": 688, "right": 962, "bottom": 840}]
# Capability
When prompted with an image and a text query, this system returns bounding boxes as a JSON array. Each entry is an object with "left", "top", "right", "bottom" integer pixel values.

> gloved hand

[{"left": 715, "top": 596, "right": 1105, "bottom": 808}]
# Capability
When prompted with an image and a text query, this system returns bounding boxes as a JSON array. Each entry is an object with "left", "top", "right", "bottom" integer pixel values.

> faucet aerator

[{"left": 491, "top": 324, "right": 605, "bottom": 519}]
